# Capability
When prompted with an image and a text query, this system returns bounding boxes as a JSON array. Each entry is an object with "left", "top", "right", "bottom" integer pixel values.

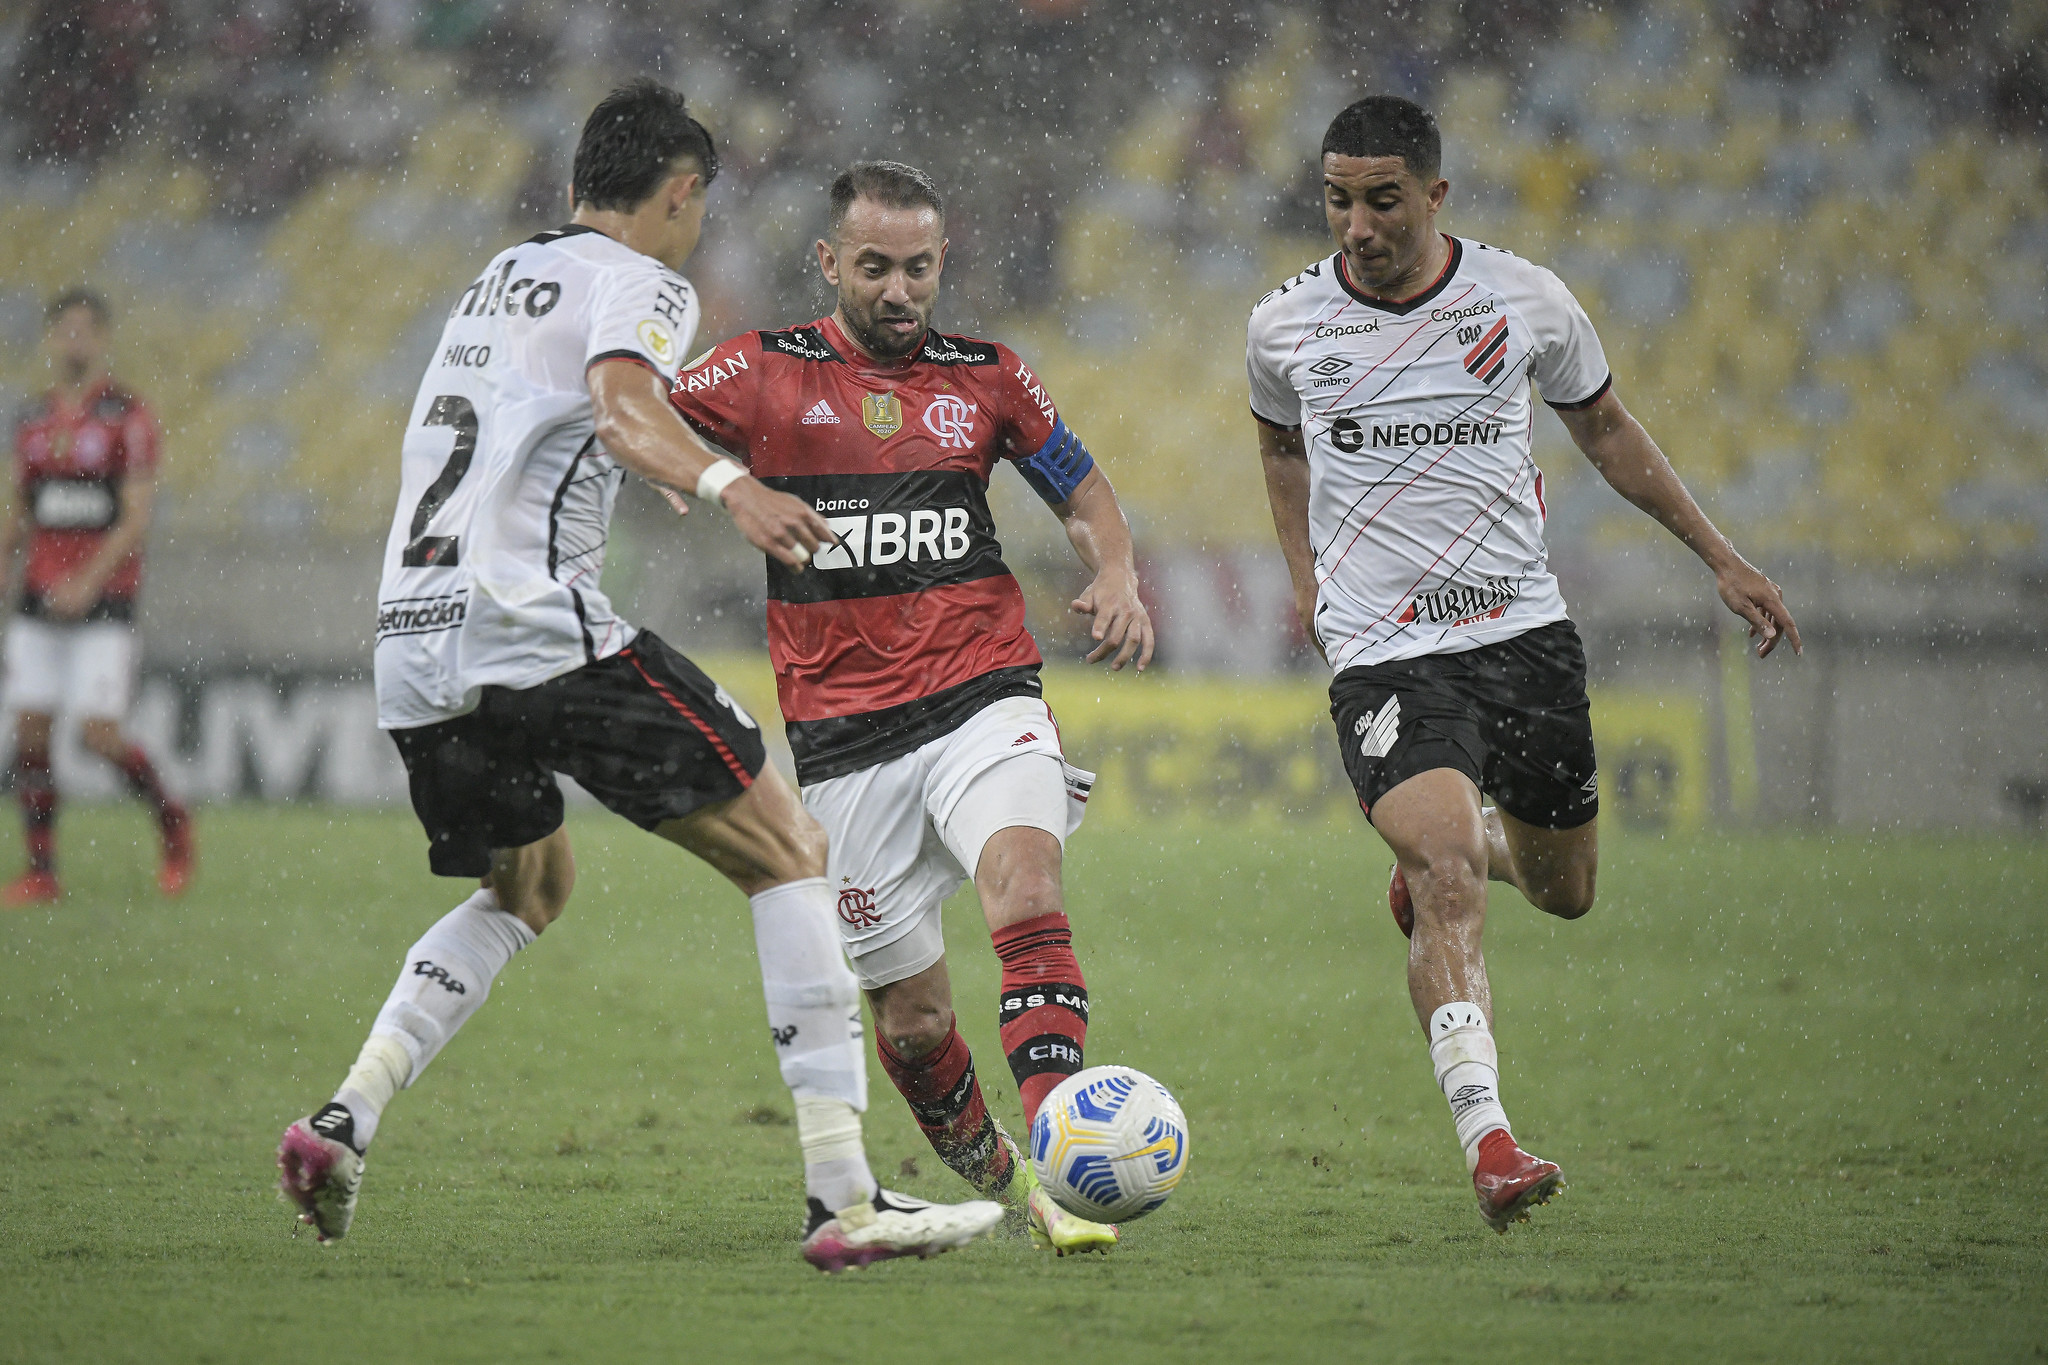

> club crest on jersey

[
  {"left": 862, "top": 391, "right": 903, "bottom": 439},
  {"left": 1356, "top": 697, "right": 1401, "bottom": 760},
  {"left": 922, "top": 394, "right": 977, "bottom": 448},
  {"left": 837, "top": 885, "right": 883, "bottom": 929}
]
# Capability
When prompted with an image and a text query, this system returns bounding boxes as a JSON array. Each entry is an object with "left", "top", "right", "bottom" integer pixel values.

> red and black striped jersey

[
  {"left": 11, "top": 378, "right": 159, "bottom": 621},
  {"left": 669, "top": 315, "right": 1085, "bottom": 783}
]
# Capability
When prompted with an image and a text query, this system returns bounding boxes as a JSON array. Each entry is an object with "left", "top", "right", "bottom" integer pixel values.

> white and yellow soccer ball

[{"left": 1030, "top": 1065, "right": 1190, "bottom": 1222}]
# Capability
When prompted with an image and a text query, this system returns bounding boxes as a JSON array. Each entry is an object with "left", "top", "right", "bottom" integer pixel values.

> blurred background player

[
  {"left": 1250, "top": 97, "right": 1801, "bottom": 1231},
  {"left": 275, "top": 84, "right": 1000, "bottom": 1271},
  {"left": 670, "top": 161, "right": 1154, "bottom": 1257},
  {"left": 3, "top": 289, "right": 191, "bottom": 906}
]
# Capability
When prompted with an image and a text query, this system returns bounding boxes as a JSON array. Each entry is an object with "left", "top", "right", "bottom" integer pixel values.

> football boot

[
  {"left": 276, "top": 1104, "right": 365, "bottom": 1243},
  {"left": 1471, "top": 1127, "right": 1563, "bottom": 1232},
  {"left": 800, "top": 1188, "right": 1003, "bottom": 1273},
  {"left": 158, "top": 805, "right": 194, "bottom": 897},
  {"left": 1388, "top": 863, "right": 1414, "bottom": 938},
  {"left": 2, "top": 870, "right": 60, "bottom": 907},
  {"left": 1026, "top": 1184, "right": 1121, "bottom": 1256}
]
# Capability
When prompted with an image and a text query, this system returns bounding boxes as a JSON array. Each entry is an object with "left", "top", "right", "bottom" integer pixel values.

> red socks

[
  {"left": 875, "top": 1022, "right": 1013, "bottom": 1195},
  {"left": 993, "top": 911, "right": 1089, "bottom": 1124},
  {"left": 16, "top": 748, "right": 55, "bottom": 874}
]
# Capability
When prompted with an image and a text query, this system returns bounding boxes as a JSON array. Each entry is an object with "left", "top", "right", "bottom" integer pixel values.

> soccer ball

[{"left": 1030, "top": 1066, "right": 1189, "bottom": 1223}]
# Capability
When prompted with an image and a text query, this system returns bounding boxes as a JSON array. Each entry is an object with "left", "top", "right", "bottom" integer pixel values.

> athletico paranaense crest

[{"left": 861, "top": 391, "right": 903, "bottom": 438}]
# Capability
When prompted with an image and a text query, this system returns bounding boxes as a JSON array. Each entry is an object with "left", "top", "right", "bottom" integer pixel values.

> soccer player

[
  {"left": 669, "top": 161, "right": 1154, "bottom": 1256},
  {"left": 1250, "top": 97, "right": 1801, "bottom": 1231},
  {"left": 3, "top": 289, "right": 192, "bottom": 906},
  {"left": 275, "top": 83, "right": 1001, "bottom": 1271}
]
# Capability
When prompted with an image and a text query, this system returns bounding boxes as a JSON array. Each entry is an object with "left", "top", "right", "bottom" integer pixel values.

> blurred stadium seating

[{"left": 2, "top": 0, "right": 2043, "bottom": 567}]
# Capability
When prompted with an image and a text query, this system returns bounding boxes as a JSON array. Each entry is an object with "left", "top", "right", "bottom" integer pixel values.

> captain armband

[{"left": 1014, "top": 418, "right": 1096, "bottom": 505}]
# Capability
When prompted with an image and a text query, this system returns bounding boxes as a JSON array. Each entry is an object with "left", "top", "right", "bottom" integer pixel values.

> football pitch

[{"left": 2, "top": 807, "right": 2043, "bottom": 1363}]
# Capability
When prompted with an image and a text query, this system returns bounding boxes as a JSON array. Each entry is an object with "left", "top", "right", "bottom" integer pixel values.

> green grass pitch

[{"left": 2, "top": 806, "right": 2043, "bottom": 1363}]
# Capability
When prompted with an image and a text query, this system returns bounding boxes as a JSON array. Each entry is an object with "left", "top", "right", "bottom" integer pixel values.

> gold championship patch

[{"left": 862, "top": 391, "right": 903, "bottom": 438}]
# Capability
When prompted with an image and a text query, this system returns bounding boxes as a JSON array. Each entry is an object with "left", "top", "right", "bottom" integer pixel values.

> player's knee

[
  {"left": 786, "top": 807, "right": 828, "bottom": 881},
  {"left": 1410, "top": 846, "right": 1487, "bottom": 926},
  {"left": 990, "top": 862, "right": 1063, "bottom": 926},
  {"left": 1533, "top": 866, "right": 1596, "bottom": 919},
  {"left": 879, "top": 1002, "right": 952, "bottom": 1059},
  {"left": 79, "top": 720, "right": 124, "bottom": 760}
]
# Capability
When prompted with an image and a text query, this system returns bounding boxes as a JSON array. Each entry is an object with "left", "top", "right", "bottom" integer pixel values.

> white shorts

[
  {"left": 3, "top": 617, "right": 135, "bottom": 719},
  {"left": 803, "top": 695, "right": 1093, "bottom": 990}
]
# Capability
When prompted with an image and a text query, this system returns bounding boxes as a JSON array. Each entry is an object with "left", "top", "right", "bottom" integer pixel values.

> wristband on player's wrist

[{"left": 694, "top": 458, "right": 747, "bottom": 504}]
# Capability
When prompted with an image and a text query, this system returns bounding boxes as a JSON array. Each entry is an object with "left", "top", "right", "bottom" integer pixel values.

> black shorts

[
  {"left": 389, "top": 631, "right": 767, "bottom": 877},
  {"left": 1328, "top": 620, "right": 1598, "bottom": 831}
]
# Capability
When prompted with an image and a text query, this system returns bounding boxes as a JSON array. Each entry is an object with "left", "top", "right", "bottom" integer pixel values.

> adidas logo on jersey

[
  {"left": 1012, "top": 732, "right": 1039, "bottom": 746},
  {"left": 800, "top": 400, "right": 842, "bottom": 426}
]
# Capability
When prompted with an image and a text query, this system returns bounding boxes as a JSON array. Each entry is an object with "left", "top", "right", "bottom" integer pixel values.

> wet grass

[{"left": 1, "top": 805, "right": 2043, "bottom": 1363}]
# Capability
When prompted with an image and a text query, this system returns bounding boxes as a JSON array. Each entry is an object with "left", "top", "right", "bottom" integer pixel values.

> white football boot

[
  {"left": 800, "top": 1188, "right": 1003, "bottom": 1273},
  {"left": 276, "top": 1104, "right": 365, "bottom": 1243}
]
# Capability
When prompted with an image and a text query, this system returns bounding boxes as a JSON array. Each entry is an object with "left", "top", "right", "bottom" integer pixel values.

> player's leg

[
  {"left": 6, "top": 710, "right": 59, "bottom": 904},
  {"left": 1332, "top": 663, "right": 1560, "bottom": 1231},
  {"left": 1470, "top": 620, "right": 1602, "bottom": 922},
  {"left": 1486, "top": 808, "right": 1596, "bottom": 918},
  {"left": 74, "top": 621, "right": 192, "bottom": 893},
  {"left": 657, "top": 768, "right": 887, "bottom": 1215},
  {"left": 577, "top": 633, "right": 998, "bottom": 1266},
  {"left": 4, "top": 618, "right": 64, "bottom": 903},
  {"left": 1371, "top": 768, "right": 1559, "bottom": 1230},
  {"left": 927, "top": 701, "right": 1116, "bottom": 1253},
  {"left": 278, "top": 704, "right": 565, "bottom": 1242}
]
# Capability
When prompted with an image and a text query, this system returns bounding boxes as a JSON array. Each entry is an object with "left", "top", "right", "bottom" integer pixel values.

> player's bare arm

[
  {"left": 1053, "top": 466, "right": 1154, "bottom": 672},
  {"left": 1556, "top": 390, "right": 1801, "bottom": 658},
  {"left": 1257, "top": 421, "right": 1321, "bottom": 661},
  {"left": 587, "top": 359, "right": 833, "bottom": 570},
  {"left": 46, "top": 471, "right": 154, "bottom": 621}
]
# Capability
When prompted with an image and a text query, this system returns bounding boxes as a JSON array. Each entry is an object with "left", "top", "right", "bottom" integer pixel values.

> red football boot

[
  {"left": 1388, "top": 863, "right": 1414, "bottom": 938},
  {"left": 158, "top": 805, "right": 194, "bottom": 897},
  {"left": 1471, "top": 1128, "right": 1563, "bottom": 1232},
  {"left": 2, "top": 870, "right": 61, "bottom": 907}
]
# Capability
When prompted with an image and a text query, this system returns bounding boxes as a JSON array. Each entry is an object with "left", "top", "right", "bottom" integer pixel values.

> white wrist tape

[{"left": 695, "top": 458, "right": 747, "bottom": 503}]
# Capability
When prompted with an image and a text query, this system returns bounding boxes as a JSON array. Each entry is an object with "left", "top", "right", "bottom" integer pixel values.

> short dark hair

[
  {"left": 46, "top": 287, "right": 110, "bottom": 328},
  {"left": 827, "top": 161, "right": 945, "bottom": 239},
  {"left": 571, "top": 79, "right": 719, "bottom": 212},
  {"left": 1322, "top": 96, "right": 1442, "bottom": 182}
]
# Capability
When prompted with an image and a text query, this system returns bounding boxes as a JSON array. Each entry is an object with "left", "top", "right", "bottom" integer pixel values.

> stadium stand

[{"left": 1, "top": 0, "right": 2042, "bottom": 564}]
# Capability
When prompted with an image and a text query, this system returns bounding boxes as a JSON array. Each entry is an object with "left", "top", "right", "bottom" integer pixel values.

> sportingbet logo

[
  {"left": 411, "top": 960, "right": 466, "bottom": 994},
  {"left": 1396, "top": 576, "right": 1521, "bottom": 628},
  {"left": 809, "top": 507, "right": 975, "bottom": 570}
]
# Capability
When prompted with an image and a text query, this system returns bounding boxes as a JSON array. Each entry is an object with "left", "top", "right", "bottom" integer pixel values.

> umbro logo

[
  {"left": 799, "top": 399, "right": 841, "bottom": 426},
  {"left": 1307, "top": 356, "right": 1352, "bottom": 377},
  {"left": 1013, "top": 732, "right": 1039, "bottom": 746}
]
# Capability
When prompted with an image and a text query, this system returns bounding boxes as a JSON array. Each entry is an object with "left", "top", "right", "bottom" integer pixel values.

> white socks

[
  {"left": 1429, "top": 1001, "right": 1511, "bottom": 1172},
  {"left": 333, "top": 887, "right": 536, "bottom": 1148},
  {"left": 750, "top": 877, "right": 876, "bottom": 1211}
]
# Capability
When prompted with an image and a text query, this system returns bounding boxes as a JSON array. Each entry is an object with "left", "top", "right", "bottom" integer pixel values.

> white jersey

[
  {"left": 1246, "top": 235, "right": 1610, "bottom": 675},
  {"left": 374, "top": 225, "right": 699, "bottom": 729}
]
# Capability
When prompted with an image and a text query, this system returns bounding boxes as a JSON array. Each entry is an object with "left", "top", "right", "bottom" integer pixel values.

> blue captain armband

[{"left": 1014, "top": 418, "right": 1096, "bottom": 505}]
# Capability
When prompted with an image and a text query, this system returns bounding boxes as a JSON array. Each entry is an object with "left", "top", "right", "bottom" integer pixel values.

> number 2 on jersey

[{"left": 403, "top": 395, "right": 477, "bottom": 567}]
